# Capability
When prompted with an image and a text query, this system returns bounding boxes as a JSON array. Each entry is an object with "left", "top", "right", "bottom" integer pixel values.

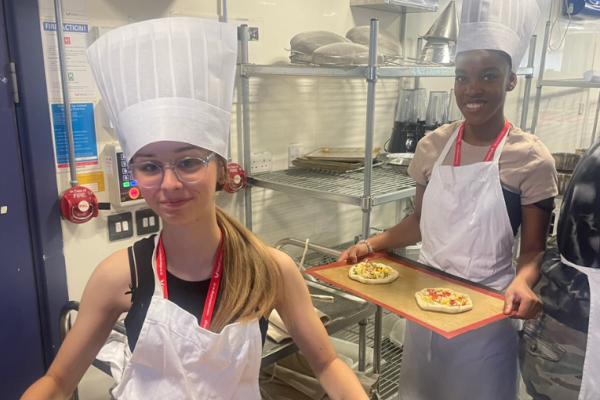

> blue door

[{"left": 0, "top": 0, "right": 47, "bottom": 397}]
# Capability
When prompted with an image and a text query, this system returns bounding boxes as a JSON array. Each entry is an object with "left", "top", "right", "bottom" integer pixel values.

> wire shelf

[
  {"left": 249, "top": 164, "right": 416, "bottom": 206},
  {"left": 331, "top": 313, "right": 404, "bottom": 400},
  {"left": 241, "top": 64, "right": 534, "bottom": 79}
]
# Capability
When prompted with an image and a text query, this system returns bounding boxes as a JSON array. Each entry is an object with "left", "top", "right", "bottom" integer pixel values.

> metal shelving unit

[
  {"left": 242, "top": 64, "right": 534, "bottom": 79},
  {"left": 238, "top": 18, "right": 537, "bottom": 388},
  {"left": 532, "top": 21, "right": 600, "bottom": 144},
  {"left": 250, "top": 164, "right": 416, "bottom": 207}
]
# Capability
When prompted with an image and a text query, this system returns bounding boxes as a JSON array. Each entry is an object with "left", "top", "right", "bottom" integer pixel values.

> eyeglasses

[{"left": 129, "top": 153, "right": 216, "bottom": 188}]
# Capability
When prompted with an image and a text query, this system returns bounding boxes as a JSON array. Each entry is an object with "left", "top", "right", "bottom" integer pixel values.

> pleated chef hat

[
  {"left": 456, "top": 0, "right": 540, "bottom": 73},
  {"left": 87, "top": 18, "right": 237, "bottom": 162}
]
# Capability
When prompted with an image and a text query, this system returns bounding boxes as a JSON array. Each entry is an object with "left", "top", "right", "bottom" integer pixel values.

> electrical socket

[
  {"left": 251, "top": 151, "right": 273, "bottom": 173},
  {"left": 288, "top": 143, "right": 304, "bottom": 167}
]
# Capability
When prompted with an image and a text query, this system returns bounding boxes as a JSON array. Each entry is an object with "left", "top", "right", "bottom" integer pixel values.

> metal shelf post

[
  {"left": 240, "top": 25, "right": 253, "bottom": 230},
  {"left": 531, "top": 21, "right": 551, "bottom": 135},
  {"left": 520, "top": 35, "right": 537, "bottom": 130},
  {"left": 363, "top": 18, "right": 383, "bottom": 378},
  {"left": 54, "top": 0, "right": 78, "bottom": 187}
]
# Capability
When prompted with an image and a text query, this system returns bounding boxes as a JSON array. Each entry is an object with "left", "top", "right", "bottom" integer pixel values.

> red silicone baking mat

[{"left": 306, "top": 253, "right": 511, "bottom": 339}]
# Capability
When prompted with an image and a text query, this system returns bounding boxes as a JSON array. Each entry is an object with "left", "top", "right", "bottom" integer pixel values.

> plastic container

[
  {"left": 389, "top": 318, "right": 406, "bottom": 348},
  {"left": 329, "top": 337, "right": 374, "bottom": 370}
]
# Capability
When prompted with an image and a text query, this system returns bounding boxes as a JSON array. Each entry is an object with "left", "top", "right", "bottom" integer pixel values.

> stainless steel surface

[
  {"left": 350, "top": 0, "right": 439, "bottom": 13},
  {"left": 557, "top": 173, "right": 572, "bottom": 195},
  {"left": 274, "top": 237, "right": 342, "bottom": 258},
  {"left": 240, "top": 64, "right": 534, "bottom": 79},
  {"left": 520, "top": 35, "right": 537, "bottom": 130},
  {"left": 373, "top": 306, "right": 383, "bottom": 375},
  {"left": 364, "top": 20, "right": 382, "bottom": 379},
  {"left": 532, "top": 21, "right": 551, "bottom": 135},
  {"left": 415, "top": 38, "right": 423, "bottom": 89},
  {"left": 240, "top": 25, "right": 253, "bottom": 231},
  {"left": 54, "top": 0, "right": 78, "bottom": 187},
  {"left": 249, "top": 165, "right": 416, "bottom": 206},
  {"left": 222, "top": 0, "right": 228, "bottom": 23},
  {"left": 420, "top": 39, "right": 453, "bottom": 65},
  {"left": 359, "top": 319, "right": 368, "bottom": 372},
  {"left": 310, "top": 294, "right": 335, "bottom": 302},
  {"left": 539, "top": 79, "right": 600, "bottom": 89},
  {"left": 552, "top": 152, "right": 581, "bottom": 172},
  {"left": 362, "top": 18, "right": 378, "bottom": 289},
  {"left": 593, "top": 91, "right": 600, "bottom": 144},
  {"left": 422, "top": 1, "right": 458, "bottom": 41},
  {"left": 399, "top": 12, "right": 407, "bottom": 57},
  {"left": 261, "top": 281, "right": 377, "bottom": 368}
]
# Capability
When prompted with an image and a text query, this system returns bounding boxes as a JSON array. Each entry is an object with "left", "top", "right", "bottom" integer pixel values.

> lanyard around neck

[
  {"left": 156, "top": 233, "right": 224, "bottom": 330},
  {"left": 454, "top": 119, "right": 510, "bottom": 167}
]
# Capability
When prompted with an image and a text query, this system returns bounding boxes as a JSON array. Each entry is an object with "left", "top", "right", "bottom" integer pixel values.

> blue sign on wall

[{"left": 51, "top": 103, "right": 98, "bottom": 168}]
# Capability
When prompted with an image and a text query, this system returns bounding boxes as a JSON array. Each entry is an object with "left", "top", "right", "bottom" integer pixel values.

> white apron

[
  {"left": 559, "top": 255, "right": 600, "bottom": 400},
  {"left": 398, "top": 125, "right": 520, "bottom": 400},
  {"left": 110, "top": 235, "right": 263, "bottom": 400}
]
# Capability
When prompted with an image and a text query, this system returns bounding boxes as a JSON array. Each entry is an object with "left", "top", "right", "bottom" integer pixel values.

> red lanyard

[
  {"left": 156, "top": 233, "right": 224, "bottom": 330},
  {"left": 454, "top": 119, "right": 511, "bottom": 167}
]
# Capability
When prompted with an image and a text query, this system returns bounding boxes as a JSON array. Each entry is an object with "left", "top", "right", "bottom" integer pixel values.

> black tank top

[{"left": 124, "top": 235, "right": 269, "bottom": 352}]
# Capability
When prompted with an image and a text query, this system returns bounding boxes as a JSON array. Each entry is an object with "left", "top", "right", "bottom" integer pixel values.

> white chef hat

[
  {"left": 456, "top": 0, "right": 540, "bottom": 72},
  {"left": 87, "top": 18, "right": 237, "bottom": 162}
]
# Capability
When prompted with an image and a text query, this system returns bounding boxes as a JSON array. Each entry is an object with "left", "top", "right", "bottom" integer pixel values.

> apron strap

[
  {"left": 560, "top": 254, "right": 600, "bottom": 400},
  {"left": 151, "top": 233, "right": 164, "bottom": 298},
  {"left": 435, "top": 127, "right": 461, "bottom": 166},
  {"left": 435, "top": 124, "right": 511, "bottom": 166},
  {"left": 492, "top": 126, "right": 510, "bottom": 163}
]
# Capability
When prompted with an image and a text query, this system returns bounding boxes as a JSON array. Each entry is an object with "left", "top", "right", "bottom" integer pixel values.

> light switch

[
  {"left": 108, "top": 212, "right": 134, "bottom": 241},
  {"left": 135, "top": 209, "right": 160, "bottom": 236},
  {"left": 0, "top": 206, "right": 7, "bottom": 214}
]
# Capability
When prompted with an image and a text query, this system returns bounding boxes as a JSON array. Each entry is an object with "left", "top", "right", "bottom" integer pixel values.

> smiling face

[
  {"left": 454, "top": 50, "right": 516, "bottom": 126},
  {"left": 131, "top": 141, "right": 226, "bottom": 226}
]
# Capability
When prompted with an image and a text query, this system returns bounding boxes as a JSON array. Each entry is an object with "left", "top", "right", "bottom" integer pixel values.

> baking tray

[
  {"left": 305, "top": 147, "right": 381, "bottom": 162},
  {"left": 305, "top": 253, "right": 512, "bottom": 339}
]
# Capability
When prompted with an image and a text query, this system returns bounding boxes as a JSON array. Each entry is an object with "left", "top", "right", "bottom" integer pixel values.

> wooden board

[{"left": 306, "top": 253, "right": 511, "bottom": 339}]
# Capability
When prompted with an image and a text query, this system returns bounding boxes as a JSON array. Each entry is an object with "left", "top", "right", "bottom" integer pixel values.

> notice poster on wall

[
  {"left": 39, "top": 0, "right": 88, "bottom": 20},
  {"left": 41, "top": 21, "right": 95, "bottom": 100},
  {"left": 51, "top": 103, "right": 99, "bottom": 169}
]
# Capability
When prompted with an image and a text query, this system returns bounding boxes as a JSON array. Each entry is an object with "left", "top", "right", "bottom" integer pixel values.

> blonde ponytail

[{"left": 210, "top": 206, "right": 282, "bottom": 332}]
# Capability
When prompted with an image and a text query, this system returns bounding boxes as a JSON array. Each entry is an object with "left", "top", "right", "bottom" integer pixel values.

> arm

[
  {"left": 271, "top": 249, "right": 369, "bottom": 400},
  {"left": 21, "top": 251, "right": 131, "bottom": 400},
  {"left": 339, "top": 184, "right": 426, "bottom": 263},
  {"left": 504, "top": 204, "right": 552, "bottom": 319}
]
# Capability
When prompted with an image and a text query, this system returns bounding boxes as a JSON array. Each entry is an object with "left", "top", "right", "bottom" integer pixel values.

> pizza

[
  {"left": 349, "top": 261, "right": 399, "bottom": 284},
  {"left": 415, "top": 288, "right": 473, "bottom": 314}
]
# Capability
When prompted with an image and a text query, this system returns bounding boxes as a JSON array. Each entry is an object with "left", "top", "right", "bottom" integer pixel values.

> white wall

[{"left": 41, "top": 0, "right": 600, "bottom": 398}]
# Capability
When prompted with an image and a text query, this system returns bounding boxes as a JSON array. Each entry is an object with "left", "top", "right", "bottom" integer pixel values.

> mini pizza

[
  {"left": 415, "top": 288, "right": 473, "bottom": 314},
  {"left": 349, "top": 261, "right": 399, "bottom": 284}
]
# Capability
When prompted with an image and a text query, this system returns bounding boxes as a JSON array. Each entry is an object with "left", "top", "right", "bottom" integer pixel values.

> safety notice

[
  {"left": 52, "top": 103, "right": 98, "bottom": 169},
  {"left": 41, "top": 21, "right": 95, "bottom": 100}
]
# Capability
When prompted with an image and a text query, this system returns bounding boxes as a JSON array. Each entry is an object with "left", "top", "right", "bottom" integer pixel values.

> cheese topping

[
  {"left": 352, "top": 261, "right": 393, "bottom": 280},
  {"left": 419, "top": 288, "right": 470, "bottom": 307}
]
